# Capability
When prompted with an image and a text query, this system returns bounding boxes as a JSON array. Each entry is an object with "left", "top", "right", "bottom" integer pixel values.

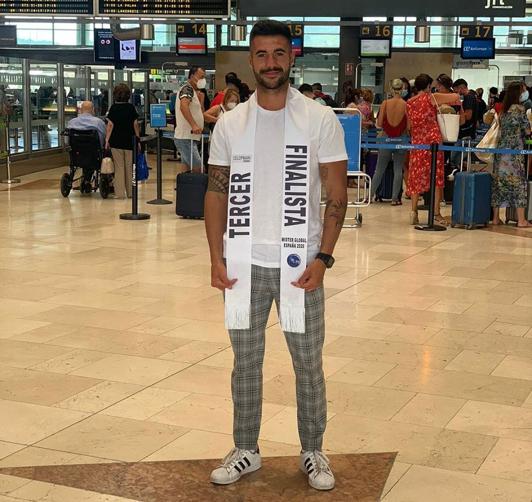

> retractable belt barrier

[
  {"left": 361, "top": 138, "right": 532, "bottom": 156},
  {"left": 360, "top": 137, "right": 531, "bottom": 232}
]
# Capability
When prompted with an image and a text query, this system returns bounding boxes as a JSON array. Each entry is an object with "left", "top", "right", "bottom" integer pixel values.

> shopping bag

[
  {"left": 432, "top": 94, "right": 460, "bottom": 143},
  {"left": 100, "top": 151, "right": 114, "bottom": 174},
  {"left": 476, "top": 113, "right": 500, "bottom": 164},
  {"left": 136, "top": 152, "right": 149, "bottom": 181},
  {"left": 437, "top": 114, "right": 460, "bottom": 143}
]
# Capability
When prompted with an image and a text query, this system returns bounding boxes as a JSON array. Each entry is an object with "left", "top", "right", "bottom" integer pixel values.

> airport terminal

[{"left": 0, "top": 0, "right": 532, "bottom": 500}]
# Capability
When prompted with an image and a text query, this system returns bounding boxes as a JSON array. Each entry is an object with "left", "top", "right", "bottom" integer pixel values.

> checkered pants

[{"left": 228, "top": 265, "right": 327, "bottom": 452}]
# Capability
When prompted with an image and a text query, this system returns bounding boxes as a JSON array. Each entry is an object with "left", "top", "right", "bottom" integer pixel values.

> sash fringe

[
  {"left": 225, "top": 305, "right": 251, "bottom": 331},
  {"left": 280, "top": 304, "right": 306, "bottom": 334}
]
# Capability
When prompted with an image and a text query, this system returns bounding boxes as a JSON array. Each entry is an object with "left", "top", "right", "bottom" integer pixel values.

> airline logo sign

[
  {"left": 240, "top": 0, "right": 525, "bottom": 17},
  {"left": 485, "top": 0, "right": 512, "bottom": 9}
]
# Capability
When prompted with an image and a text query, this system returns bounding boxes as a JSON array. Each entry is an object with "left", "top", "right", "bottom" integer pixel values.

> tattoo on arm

[
  {"left": 324, "top": 199, "right": 347, "bottom": 229},
  {"left": 207, "top": 165, "right": 230, "bottom": 194}
]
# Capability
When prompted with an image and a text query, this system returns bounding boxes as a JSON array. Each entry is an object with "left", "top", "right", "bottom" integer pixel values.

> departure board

[
  {"left": 0, "top": 0, "right": 93, "bottom": 14},
  {"left": 97, "top": 0, "right": 229, "bottom": 17}
]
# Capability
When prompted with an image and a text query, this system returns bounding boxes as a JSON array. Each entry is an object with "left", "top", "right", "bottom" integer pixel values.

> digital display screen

[
  {"left": 360, "top": 38, "right": 391, "bottom": 58},
  {"left": 98, "top": 0, "right": 228, "bottom": 17},
  {"left": 292, "top": 37, "right": 303, "bottom": 58},
  {"left": 0, "top": 0, "right": 92, "bottom": 14},
  {"left": 461, "top": 38, "right": 495, "bottom": 59},
  {"left": 177, "top": 37, "right": 207, "bottom": 54},
  {"left": 115, "top": 39, "right": 141, "bottom": 63},
  {"left": 176, "top": 23, "right": 208, "bottom": 55},
  {"left": 94, "top": 29, "right": 115, "bottom": 63}
]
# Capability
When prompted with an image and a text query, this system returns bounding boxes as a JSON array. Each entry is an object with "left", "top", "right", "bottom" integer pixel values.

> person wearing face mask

[
  {"left": 174, "top": 65, "right": 207, "bottom": 173},
  {"left": 519, "top": 82, "right": 532, "bottom": 111},
  {"left": 204, "top": 88, "right": 240, "bottom": 123},
  {"left": 400, "top": 77, "right": 411, "bottom": 100}
]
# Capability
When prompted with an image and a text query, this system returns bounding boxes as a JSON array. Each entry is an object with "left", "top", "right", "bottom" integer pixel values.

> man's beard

[{"left": 253, "top": 66, "right": 290, "bottom": 90}]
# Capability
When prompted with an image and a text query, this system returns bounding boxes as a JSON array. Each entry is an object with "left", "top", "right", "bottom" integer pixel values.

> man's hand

[
  {"left": 191, "top": 125, "right": 203, "bottom": 135},
  {"left": 211, "top": 262, "right": 237, "bottom": 291},
  {"left": 291, "top": 259, "right": 326, "bottom": 292}
]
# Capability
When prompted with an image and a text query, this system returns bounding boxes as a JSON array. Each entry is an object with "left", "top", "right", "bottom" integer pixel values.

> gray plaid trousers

[{"left": 228, "top": 265, "right": 327, "bottom": 452}]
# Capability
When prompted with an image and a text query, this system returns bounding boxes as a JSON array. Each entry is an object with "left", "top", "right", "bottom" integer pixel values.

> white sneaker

[
  {"left": 300, "top": 450, "right": 335, "bottom": 490},
  {"left": 210, "top": 447, "right": 261, "bottom": 485}
]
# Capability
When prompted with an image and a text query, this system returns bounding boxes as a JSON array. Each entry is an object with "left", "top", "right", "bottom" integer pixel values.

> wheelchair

[{"left": 60, "top": 129, "right": 112, "bottom": 198}]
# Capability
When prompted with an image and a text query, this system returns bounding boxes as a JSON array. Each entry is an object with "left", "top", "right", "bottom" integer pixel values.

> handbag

[
  {"left": 136, "top": 152, "right": 149, "bottom": 181},
  {"left": 476, "top": 112, "right": 500, "bottom": 164},
  {"left": 100, "top": 152, "right": 114, "bottom": 174},
  {"left": 432, "top": 94, "right": 460, "bottom": 143}
]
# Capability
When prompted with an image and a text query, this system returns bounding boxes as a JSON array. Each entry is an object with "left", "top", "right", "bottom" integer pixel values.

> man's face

[
  {"left": 249, "top": 35, "right": 293, "bottom": 91},
  {"left": 191, "top": 68, "right": 205, "bottom": 85},
  {"left": 456, "top": 85, "right": 468, "bottom": 96}
]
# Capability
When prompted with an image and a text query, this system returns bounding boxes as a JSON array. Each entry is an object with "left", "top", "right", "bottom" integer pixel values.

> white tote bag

[
  {"left": 100, "top": 156, "right": 115, "bottom": 174},
  {"left": 432, "top": 94, "right": 460, "bottom": 143},
  {"left": 476, "top": 112, "right": 500, "bottom": 164}
]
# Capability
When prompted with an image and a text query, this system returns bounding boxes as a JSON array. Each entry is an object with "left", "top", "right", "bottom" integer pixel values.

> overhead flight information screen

[
  {"left": 0, "top": 0, "right": 93, "bottom": 14},
  {"left": 97, "top": 0, "right": 229, "bottom": 17}
]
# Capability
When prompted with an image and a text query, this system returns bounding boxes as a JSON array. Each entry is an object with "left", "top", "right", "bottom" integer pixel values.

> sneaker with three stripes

[
  {"left": 300, "top": 450, "right": 335, "bottom": 490},
  {"left": 210, "top": 447, "right": 261, "bottom": 485}
]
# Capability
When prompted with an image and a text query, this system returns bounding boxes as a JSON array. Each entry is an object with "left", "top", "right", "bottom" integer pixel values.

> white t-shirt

[
  {"left": 174, "top": 82, "right": 204, "bottom": 141},
  {"left": 209, "top": 96, "right": 347, "bottom": 268}
]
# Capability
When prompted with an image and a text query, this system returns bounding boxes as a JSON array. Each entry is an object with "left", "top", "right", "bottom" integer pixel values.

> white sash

[{"left": 225, "top": 88, "right": 310, "bottom": 333}]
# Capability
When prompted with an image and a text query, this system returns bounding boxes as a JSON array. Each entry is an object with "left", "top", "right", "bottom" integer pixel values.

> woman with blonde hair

[
  {"left": 371, "top": 79, "right": 409, "bottom": 205},
  {"left": 204, "top": 88, "right": 240, "bottom": 124}
]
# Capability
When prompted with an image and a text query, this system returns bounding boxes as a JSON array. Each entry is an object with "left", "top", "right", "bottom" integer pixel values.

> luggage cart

[{"left": 324, "top": 109, "right": 371, "bottom": 227}]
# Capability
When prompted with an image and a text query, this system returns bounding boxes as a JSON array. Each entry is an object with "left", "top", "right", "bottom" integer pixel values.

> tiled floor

[{"left": 0, "top": 159, "right": 531, "bottom": 501}]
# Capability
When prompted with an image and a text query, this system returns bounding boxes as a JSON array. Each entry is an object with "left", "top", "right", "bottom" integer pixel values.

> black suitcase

[
  {"left": 175, "top": 137, "right": 208, "bottom": 219},
  {"left": 376, "top": 161, "right": 403, "bottom": 202}
]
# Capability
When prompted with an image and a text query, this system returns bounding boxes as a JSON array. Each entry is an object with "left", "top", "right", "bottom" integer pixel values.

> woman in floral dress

[
  {"left": 492, "top": 81, "right": 531, "bottom": 228},
  {"left": 406, "top": 74, "right": 461, "bottom": 225}
]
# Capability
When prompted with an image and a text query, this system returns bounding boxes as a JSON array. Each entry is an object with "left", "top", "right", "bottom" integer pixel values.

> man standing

[
  {"left": 205, "top": 20, "right": 347, "bottom": 491},
  {"left": 174, "top": 66, "right": 206, "bottom": 172},
  {"left": 452, "top": 78, "right": 478, "bottom": 169}
]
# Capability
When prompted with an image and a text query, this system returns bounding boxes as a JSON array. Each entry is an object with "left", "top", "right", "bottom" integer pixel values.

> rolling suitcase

[
  {"left": 505, "top": 181, "right": 532, "bottom": 224},
  {"left": 375, "top": 161, "right": 403, "bottom": 202},
  {"left": 365, "top": 150, "right": 378, "bottom": 178},
  {"left": 176, "top": 136, "right": 208, "bottom": 219},
  {"left": 451, "top": 172, "right": 492, "bottom": 229}
]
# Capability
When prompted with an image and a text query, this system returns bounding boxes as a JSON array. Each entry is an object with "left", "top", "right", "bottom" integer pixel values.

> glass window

[
  {"left": 91, "top": 70, "right": 110, "bottom": 117},
  {"left": 30, "top": 63, "right": 59, "bottom": 151},
  {"left": 64, "top": 65, "right": 88, "bottom": 129},
  {"left": 0, "top": 57, "right": 25, "bottom": 155}
]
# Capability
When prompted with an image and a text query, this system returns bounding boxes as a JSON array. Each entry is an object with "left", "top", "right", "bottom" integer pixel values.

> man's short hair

[
  {"left": 453, "top": 78, "right": 468, "bottom": 88},
  {"left": 225, "top": 72, "right": 238, "bottom": 84},
  {"left": 298, "top": 84, "right": 313, "bottom": 94},
  {"left": 312, "top": 83, "right": 322, "bottom": 91},
  {"left": 188, "top": 66, "right": 203, "bottom": 79},
  {"left": 250, "top": 20, "right": 292, "bottom": 45}
]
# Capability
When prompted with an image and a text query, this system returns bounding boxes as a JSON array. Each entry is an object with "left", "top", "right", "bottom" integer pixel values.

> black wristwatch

[{"left": 316, "top": 253, "right": 335, "bottom": 269}]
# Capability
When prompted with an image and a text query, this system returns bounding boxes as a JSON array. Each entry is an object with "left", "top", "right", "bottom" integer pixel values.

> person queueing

[
  {"left": 204, "top": 20, "right": 348, "bottom": 491},
  {"left": 371, "top": 79, "right": 409, "bottom": 205},
  {"left": 406, "top": 74, "right": 460, "bottom": 226},
  {"left": 491, "top": 81, "right": 531, "bottom": 228},
  {"left": 105, "top": 84, "right": 140, "bottom": 199},
  {"left": 203, "top": 88, "right": 240, "bottom": 124},
  {"left": 173, "top": 66, "right": 206, "bottom": 173}
]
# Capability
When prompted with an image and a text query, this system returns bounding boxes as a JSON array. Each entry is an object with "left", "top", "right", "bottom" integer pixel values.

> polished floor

[{"left": 0, "top": 159, "right": 531, "bottom": 501}]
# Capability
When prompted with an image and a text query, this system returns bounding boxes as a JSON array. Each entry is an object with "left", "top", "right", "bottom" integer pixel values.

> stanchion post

[
  {"left": 120, "top": 135, "right": 150, "bottom": 221},
  {"left": 416, "top": 143, "right": 446, "bottom": 232},
  {"left": 1, "top": 117, "right": 21, "bottom": 185},
  {"left": 147, "top": 128, "right": 172, "bottom": 205}
]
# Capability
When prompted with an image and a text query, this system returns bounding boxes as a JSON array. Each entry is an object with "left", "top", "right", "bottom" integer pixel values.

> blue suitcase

[{"left": 451, "top": 172, "right": 492, "bottom": 229}]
